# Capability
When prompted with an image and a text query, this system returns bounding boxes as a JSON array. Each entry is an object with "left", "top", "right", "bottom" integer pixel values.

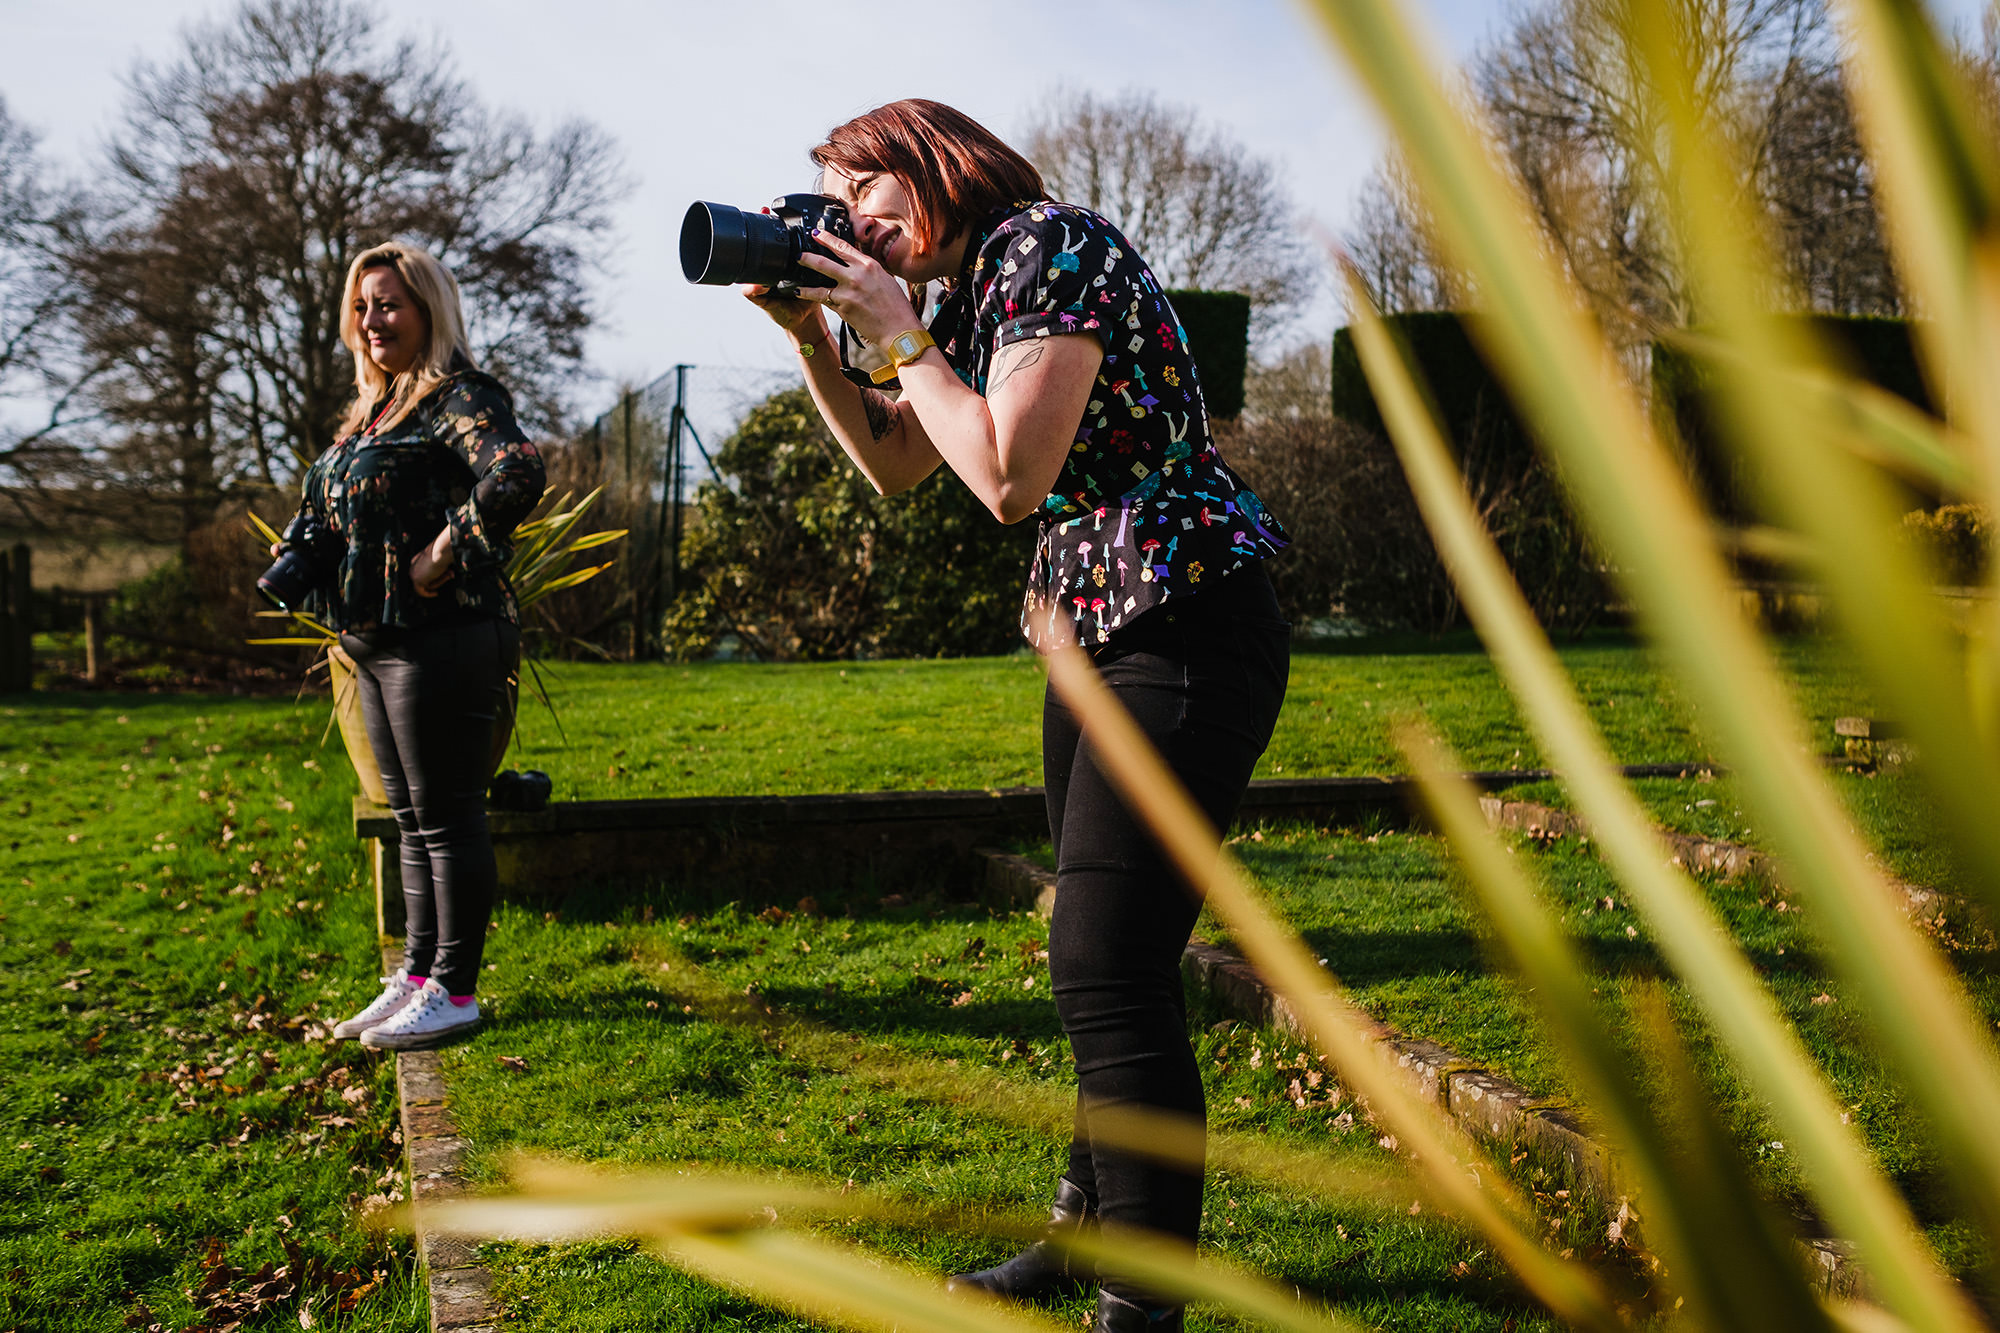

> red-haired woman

[{"left": 745, "top": 100, "right": 1290, "bottom": 1332}]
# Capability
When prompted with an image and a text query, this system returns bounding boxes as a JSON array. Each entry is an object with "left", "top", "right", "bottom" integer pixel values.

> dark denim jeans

[
  {"left": 1041, "top": 564, "right": 1290, "bottom": 1294},
  {"left": 341, "top": 617, "right": 518, "bottom": 995}
]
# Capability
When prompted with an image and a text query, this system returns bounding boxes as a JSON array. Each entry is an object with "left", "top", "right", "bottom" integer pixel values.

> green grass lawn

[
  {"left": 5, "top": 629, "right": 1970, "bottom": 1328},
  {"left": 0, "top": 695, "right": 425, "bottom": 1332},
  {"left": 512, "top": 634, "right": 1792, "bottom": 801},
  {"left": 510, "top": 632, "right": 1861, "bottom": 792},
  {"left": 513, "top": 635, "right": 1961, "bottom": 891},
  {"left": 444, "top": 884, "right": 1571, "bottom": 1332}
]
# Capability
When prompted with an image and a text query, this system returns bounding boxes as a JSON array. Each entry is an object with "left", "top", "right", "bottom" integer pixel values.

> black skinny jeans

[
  {"left": 1042, "top": 564, "right": 1289, "bottom": 1291},
  {"left": 341, "top": 617, "right": 518, "bottom": 996}
]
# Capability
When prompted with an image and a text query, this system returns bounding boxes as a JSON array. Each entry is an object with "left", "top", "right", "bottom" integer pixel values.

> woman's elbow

[
  {"left": 992, "top": 489, "right": 1043, "bottom": 525},
  {"left": 863, "top": 468, "right": 905, "bottom": 499}
]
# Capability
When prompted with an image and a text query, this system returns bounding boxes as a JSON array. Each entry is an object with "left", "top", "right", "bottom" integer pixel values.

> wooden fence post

[
  {"left": 83, "top": 593, "right": 106, "bottom": 683},
  {"left": 0, "top": 547, "right": 11, "bottom": 692},
  {"left": 0, "top": 544, "right": 30, "bottom": 692}
]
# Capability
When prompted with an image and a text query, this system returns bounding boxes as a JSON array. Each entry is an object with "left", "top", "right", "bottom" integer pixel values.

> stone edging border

[
  {"left": 974, "top": 849, "right": 1862, "bottom": 1297},
  {"left": 381, "top": 943, "right": 502, "bottom": 1333},
  {"left": 1478, "top": 795, "right": 1952, "bottom": 922}
]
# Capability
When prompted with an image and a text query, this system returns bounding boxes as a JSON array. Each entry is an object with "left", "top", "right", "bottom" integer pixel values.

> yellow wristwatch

[{"left": 870, "top": 328, "right": 937, "bottom": 384}]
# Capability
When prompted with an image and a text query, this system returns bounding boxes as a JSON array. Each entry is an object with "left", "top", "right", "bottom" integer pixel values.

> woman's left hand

[
  {"left": 794, "top": 230, "right": 921, "bottom": 347},
  {"left": 411, "top": 529, "right": 456, "bottom": 597}
]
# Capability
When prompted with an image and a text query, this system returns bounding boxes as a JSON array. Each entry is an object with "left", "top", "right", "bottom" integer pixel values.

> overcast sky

[{"left": 3, "top": 0, "right": 1994, "bottom": 424}]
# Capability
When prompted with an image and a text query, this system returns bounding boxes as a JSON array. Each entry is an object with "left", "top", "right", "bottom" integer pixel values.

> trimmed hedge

[
  {"left": 1167, "top": 289, "right": 1251, "bottom": 420},
  {"left": 1332, "top": 312, "right": 1517, "bottom": 451},
  {"left": 1651, "top": 314, "right": 1934, "bottom": 523},
  {"left": 1326, "top": 312, "right": 1608, "bottom": 631}
]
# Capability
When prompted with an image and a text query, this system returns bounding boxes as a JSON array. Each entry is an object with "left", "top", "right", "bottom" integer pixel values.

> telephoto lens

[
  {"left": 679, "top": 193, "right": 853, "bottom": 290},
  {"left": 256, "top": 511, "right": 341, "bottom": 612}
]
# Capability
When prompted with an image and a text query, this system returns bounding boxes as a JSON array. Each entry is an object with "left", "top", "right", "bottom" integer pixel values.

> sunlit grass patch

[
  {"left": 0, "top": 694, "right": 423, "bottom": 1332},
  {"left": 1200, "top": 821, "right": 1996, "bottom": 1276},
  {"left": 441, "top": 889, "right": 1564, "bottom": 1331}
]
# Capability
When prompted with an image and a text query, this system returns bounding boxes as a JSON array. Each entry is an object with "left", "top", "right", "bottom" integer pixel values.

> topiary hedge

[
  {"left": 1166, "top": 289, "right": 1251, "bottom": 420},
  {"left": 1651, "top": 314, "right": 1935, "bottom": 525},
  {"left": 1326, "top": 312, "right": 1609, "bottom": 632}
]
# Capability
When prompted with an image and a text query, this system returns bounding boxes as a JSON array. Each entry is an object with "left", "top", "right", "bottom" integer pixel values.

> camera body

[
  {"left": 679, "top": 193, "right": 856, "bottom": 291},
  {"left": 257, "top": 509, "right": 345, "bottom": 613},
  {"left": 488, "top": 768, "right": 552, "bottom": 813}
]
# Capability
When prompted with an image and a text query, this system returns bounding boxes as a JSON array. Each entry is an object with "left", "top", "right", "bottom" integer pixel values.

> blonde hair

[{"left": 337, "top": 241, "right": 475, "bottom": 436}]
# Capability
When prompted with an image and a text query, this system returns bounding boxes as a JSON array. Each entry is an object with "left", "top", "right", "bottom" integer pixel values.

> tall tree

[
  {"left": 0, "top": 95, "right": 94, "bottom": 514},
  {"left": 67, "top": 0, "right": 623, "bottom": 531},
  {"left": 1342, "top": 155, "right": 1455, "bottom": 317},
  {"left": 1023, "top": 89, "right": 1315, "bottom": 339},
  {"left": 1343, "top": 0, "right": 1897, "bottom": 348}
]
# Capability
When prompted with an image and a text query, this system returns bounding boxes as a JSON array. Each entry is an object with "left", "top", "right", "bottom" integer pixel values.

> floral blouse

[
  {"left": 296, "top": 366, "right": 545, "bottom": 632},
  {"left": 926, "top": 200, "right": 1289, "bottom": 649}
]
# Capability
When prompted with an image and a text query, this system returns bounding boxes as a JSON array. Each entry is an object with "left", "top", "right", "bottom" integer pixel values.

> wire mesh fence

[{"left": 546, "top": 362, "right": 798, "bottom": 658}]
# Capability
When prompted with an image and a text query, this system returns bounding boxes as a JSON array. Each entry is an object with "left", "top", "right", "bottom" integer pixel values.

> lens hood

[
  {"left": 681, "top": 201, "right": 797, "bottom": 287},
  {"left": 680, "top": 195, "right": 851, "bottom": 289}
]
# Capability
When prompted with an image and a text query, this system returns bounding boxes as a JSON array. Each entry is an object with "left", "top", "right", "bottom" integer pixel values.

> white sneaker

[
  {"left": 332, "top": 970, "right": 421, "bottom": 1040},
  {"left": 360, "top": 978, "right": 481, "bottom": 1050}
]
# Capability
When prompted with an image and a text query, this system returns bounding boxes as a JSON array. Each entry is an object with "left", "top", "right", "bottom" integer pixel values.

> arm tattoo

[
  {"left": 986, "top": 340, "right": 1046, "bottom": 397},
  {"left": 860, "top": 387, "right": 900, "bottom": 442}
]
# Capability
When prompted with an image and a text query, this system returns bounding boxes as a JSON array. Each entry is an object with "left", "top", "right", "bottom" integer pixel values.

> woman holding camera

[
  {"left": 747, "top": 100, "right": 1290, "bottom": 1332},
  {"left": 281, "top": 242, "right": 546, "bottom": 1051}
]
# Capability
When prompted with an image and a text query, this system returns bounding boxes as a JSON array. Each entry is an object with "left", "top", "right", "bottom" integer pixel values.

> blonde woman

[{"left": 286, "top": 241, "right": 545, "bottom": 1050}]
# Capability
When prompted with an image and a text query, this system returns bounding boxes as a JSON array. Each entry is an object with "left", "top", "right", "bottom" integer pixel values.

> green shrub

[
  {"left": 1166, "top": 289, "right": 1252, "bottom": 420},
  {"left": 1899, "top": 503, "right": 1989, "bottom": 587},
  {"left": 662, "top": 386, "right": 1036, "bottom": 661},
  {"left": 106, "top": 552, "right": 207, "bottom": 643}
]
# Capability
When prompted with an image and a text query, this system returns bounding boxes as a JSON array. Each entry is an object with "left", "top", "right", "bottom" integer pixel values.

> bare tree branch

[
  {"left": 1023, "top": 88, "right": 1317, "bottom": 344},
  {"left": 54, "top": 0, "right": 627, "bottom": 535},
  {"left": 1342, "top": 0, "right": 1895, "bottom": 352}
]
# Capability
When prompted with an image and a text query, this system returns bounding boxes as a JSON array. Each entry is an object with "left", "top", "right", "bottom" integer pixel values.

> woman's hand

[
  {"left": 411, "top": 529, "right": 456, "bottom": 597},
  {"left": 793, "top": 231, "right": 921, "bottom": 347},
  {"left": 741, "top": 282, "right": 827, "bottom": 344}
]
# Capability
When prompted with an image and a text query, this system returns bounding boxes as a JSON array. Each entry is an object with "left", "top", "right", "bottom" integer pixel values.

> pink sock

[
  {"left": 450, "top": 994, "right": 475, "bottom": 1007},
  {"left": 406, "top": 974, "right": 428, "bottom": 985}
]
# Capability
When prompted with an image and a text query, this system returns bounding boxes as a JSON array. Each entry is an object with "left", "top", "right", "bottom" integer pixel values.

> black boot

[
  {"left": 1093, "top": 1289, "right": 1184, "bottom": 1332},
  {"left": 947, "top": 1176, "right": 1097, "bottom": 1300}
]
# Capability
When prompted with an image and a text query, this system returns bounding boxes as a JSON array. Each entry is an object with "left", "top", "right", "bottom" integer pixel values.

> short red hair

[{"left": 811, "top": 99, "right": 1044, "bottom": 253}]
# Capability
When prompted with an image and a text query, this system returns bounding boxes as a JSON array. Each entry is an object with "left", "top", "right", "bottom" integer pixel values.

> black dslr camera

[
  {"left": 488, "top": 769, "right": 552, "bottom": 813},
  {"left": 680, "top": 192, "right": 901, "bottom": 388},
  {"left": 256, "top": 510, "right": 344, "bottom": 612},
  {"left": 679, "top": 193, "right": 855, "bottom": 291}
]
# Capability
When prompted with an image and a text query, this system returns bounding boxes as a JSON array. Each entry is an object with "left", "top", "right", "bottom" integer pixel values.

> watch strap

[{"left": 870, "top": 328, "right": 937, "bottom": 384}]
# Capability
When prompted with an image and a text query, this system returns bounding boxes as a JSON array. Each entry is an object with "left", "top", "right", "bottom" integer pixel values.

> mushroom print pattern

[{"left": 924, "top": 201, "right": 1289, "bottom": 648}]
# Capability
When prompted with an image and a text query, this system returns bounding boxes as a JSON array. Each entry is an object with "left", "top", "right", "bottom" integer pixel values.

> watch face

[{"left": 893, "top": 334, "right": 920, "bottom": 359}]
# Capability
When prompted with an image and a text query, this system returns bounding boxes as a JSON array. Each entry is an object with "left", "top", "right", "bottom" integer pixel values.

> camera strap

[{"left": 361, "top": 398, "right": 398, "bottom": 437}]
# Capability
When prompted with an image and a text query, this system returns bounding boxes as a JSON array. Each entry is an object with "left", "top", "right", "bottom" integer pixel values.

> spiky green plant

[
  {"left": 418, "top": 3, "right": 2000, "bottom": 1328},
  {"left": 247, "top": 488, "right": 626, "bottom": 745}
]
